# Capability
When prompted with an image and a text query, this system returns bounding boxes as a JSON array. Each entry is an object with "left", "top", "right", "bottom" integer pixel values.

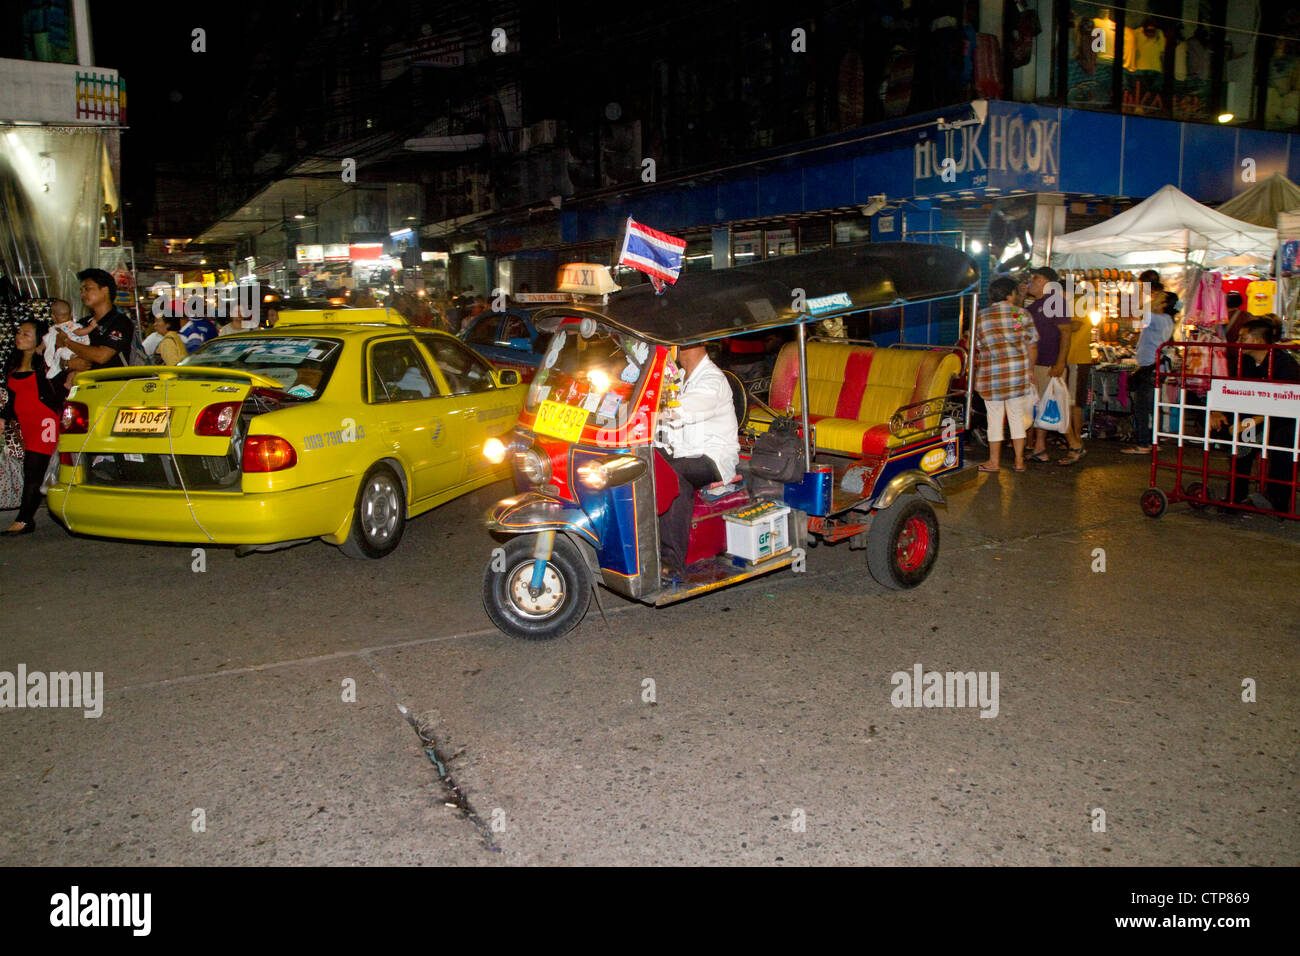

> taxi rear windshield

[
  {"left": 526, "top": 327, "right": 649, "bottom": 429},
  {"left": 182, "top": 337, "right": 343, "bottom": 400}
]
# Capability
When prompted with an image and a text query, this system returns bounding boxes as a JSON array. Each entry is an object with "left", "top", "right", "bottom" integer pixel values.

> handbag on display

[{"left": 0, "top": 391, "right": 23, "bottom": 511}]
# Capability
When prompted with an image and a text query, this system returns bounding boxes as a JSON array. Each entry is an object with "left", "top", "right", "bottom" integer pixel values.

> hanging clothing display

[
  {"left": 1124, "top": 26, "right": 1167, "bottom": 72},
  {"left": 1184, "top": 271, "right": 1227, "bottom": 329}
]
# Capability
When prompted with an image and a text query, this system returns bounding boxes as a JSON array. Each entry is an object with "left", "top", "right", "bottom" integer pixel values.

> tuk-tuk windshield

[{"left": 526, "top": 327, "right": 650, "bottom": 430}]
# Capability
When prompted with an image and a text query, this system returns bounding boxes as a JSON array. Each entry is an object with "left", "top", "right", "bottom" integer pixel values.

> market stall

[{"left": 1051, "top": 185, "right": 1278, "bottom": 439}]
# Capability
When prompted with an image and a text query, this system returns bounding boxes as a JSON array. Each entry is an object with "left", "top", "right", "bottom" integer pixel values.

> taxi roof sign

[
  {"left": 556, "top": 263, "right": 621, "bottom": 295},
  {"left": 275, "top": 307, "right": 409, "bottom": 327},
  {"left": 513, "top": 292, "right": 573, "bottom": 304}
]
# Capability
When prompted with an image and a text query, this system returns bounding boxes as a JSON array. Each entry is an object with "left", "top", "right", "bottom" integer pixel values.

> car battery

[{"left": 723, "top": 500, "right": 792, "bottom": 563}]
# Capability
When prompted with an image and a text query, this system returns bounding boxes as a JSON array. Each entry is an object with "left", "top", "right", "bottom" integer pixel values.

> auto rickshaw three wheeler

[{"left": 479, "top": 242, "right": 981, "bottom": 639}]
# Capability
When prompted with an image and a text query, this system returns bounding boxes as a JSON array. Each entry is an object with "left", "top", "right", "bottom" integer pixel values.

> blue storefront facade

[{"left": 483, "top": 99, "right": 1300, "bottom": 347}]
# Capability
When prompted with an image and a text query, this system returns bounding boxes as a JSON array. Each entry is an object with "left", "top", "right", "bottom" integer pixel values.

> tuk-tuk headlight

[
  {"left": 483, "top": 436, "right": 507, "bottom": 464},
  {"left": 516, "top": 448, "right": 551, "bottom": 485}
]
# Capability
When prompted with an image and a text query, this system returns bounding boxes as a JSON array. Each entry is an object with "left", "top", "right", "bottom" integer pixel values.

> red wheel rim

[
  {"left": 895, "top": 516, "right": 932, "bottom": 573},
  {"left": 1141, "top": 491, "right": 1162, "bottom": 516}
]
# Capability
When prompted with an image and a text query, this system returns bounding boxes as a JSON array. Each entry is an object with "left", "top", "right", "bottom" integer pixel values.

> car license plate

[
  {"left": 112, "top": 407, "right": 172, "bottom": 435},
  {"left": 533, "top": 400, "right": 588, "bottom": 442}
]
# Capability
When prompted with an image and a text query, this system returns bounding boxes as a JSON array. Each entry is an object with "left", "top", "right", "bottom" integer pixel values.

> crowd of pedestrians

[
  {"left": 973, "top": 266, "right": 1092, "bottom": 472},
  {"left": 1, "top": 268, "right": 131, "bottom": 534}
]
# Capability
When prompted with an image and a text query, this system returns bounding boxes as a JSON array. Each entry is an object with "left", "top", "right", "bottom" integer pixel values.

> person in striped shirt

[{"left": 975, "top": 276, "right": 1039, "bottom": 473}]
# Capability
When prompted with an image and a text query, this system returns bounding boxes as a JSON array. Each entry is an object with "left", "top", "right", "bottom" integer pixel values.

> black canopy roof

[{"left": 533, "top": 241, "right": 979, "bottom": 346}]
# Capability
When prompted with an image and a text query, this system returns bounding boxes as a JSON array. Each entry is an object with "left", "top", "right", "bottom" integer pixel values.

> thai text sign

[{"left": 1207, "top": 378, "right": 1300, "bottom": 419}]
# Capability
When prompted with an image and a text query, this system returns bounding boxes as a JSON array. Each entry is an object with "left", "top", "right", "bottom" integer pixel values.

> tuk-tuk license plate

[
  {"left": 112, "top": 407, "right": 172, "bottom": 435},
  {"left": 533, "top": 400, "right": 589, "bottom": 442}
]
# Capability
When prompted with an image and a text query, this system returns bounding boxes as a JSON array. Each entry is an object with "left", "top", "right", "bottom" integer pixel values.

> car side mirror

[{"left": 497, "top": 368, "right": 521, "bottom": 386}]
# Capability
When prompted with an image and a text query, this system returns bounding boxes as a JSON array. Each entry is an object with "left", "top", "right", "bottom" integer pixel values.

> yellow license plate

[
  {"left": 112, "top": 407, "right": 172, "bottom": 435},
  {"left": 533, "top": 400, "right": 589, "bottom": 442}
]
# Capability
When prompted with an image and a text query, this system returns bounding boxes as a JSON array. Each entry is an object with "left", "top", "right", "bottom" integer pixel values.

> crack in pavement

[{"left": 360, "top": 652, "right": 502, "bottom": 854}]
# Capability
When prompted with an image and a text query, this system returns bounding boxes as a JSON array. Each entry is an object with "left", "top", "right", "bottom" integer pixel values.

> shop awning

[
  {"left": 1051, "top": 184, "right": 1277, "bottom": 269},
  {"left": 1214, "top": 174, "right": 1300, "bottom": 229}
]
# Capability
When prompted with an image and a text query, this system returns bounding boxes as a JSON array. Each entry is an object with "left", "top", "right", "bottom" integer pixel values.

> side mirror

[{"left": 497, "top": 368, "right": 521, "bottom": 386}]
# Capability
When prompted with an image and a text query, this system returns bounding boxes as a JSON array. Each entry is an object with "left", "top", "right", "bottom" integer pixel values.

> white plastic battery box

[{"left": 723, "top": 501, "right": 792, "bottom": 562}]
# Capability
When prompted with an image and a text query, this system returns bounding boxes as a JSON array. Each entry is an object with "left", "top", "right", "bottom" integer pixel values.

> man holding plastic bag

[
  {"left": 1033, "top": 374, "right": 1071, "bottom": 434},
  {"left": 1024, "top": 267, "right": 1074, "bottom": 462}
]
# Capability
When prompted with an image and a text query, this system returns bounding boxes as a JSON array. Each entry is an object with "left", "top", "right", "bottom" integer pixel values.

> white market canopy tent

[
  {"left": 1215, "top": 173, "right": 1300, "bottom": 228},
  {"left": 1051, "top": 184, "right": 1277, "bottom": 269}
]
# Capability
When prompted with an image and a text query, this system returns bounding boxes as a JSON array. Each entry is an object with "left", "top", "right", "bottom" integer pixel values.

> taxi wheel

[
  {"left": 866, "top": 494, "right": 939, "bottom": 590},
  {"left": 341, "top": 464, "right": 406, "bottom": 559},
  {"left": 483, "top": 535, "right": 591, "bottom": 641}
]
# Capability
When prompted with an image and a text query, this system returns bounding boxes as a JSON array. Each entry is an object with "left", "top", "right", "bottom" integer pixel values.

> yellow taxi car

[{"left": 46, "top": 308, "right": 526, "bottom": 558}]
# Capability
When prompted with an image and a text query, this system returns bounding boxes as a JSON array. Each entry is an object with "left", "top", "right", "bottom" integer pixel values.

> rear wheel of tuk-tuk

[
  {"left": 866, "top": 494, "right": 940, "bottom": 590},
  {"left": 482, "top": 535, "right": 592, "bottom": 640}
]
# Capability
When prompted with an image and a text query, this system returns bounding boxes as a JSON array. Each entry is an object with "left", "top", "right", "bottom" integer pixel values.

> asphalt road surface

[{"left": 2, "top": 445, "right": 1296, "bottom": 866}]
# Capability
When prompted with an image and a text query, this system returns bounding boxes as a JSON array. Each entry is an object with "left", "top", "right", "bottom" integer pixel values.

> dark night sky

[{"left": 89, "top": 0, "right": 246, "bottom": 232}]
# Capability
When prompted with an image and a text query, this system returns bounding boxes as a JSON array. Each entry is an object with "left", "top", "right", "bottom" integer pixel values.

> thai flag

[{"left": 618, "top": 218, "right": 686, "bottom": 290}]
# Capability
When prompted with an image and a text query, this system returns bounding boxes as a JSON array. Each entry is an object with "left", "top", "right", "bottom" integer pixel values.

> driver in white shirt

[{"left": 657, "top": 344, "right": 739, "bottom": 576}]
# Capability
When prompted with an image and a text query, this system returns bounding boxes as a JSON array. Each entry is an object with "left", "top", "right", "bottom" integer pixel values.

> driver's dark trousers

[{"left": 659, "top": 455, "right": 720, "bottom": 573}]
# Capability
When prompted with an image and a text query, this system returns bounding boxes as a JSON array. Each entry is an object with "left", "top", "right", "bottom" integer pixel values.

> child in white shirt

[{"left": 41, "top": 300, "right": 92, "bottom": 379}]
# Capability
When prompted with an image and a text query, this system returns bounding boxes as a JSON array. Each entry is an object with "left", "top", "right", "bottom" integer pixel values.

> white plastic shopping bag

[
  {"left": 1033, "top": 376, "right": 1070, "bottom": 434},
  {"left": 1022, "top": 382, "right": 1039, "bottom": 431}
]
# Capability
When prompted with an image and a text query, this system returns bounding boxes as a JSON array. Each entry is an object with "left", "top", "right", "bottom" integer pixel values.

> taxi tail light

[
  {"left": 195, "top": 401, "right": 242, "bottom": 436},
  {"left": 242, "top": 435, "right": 297, "bottom": 472},
  {"left": 60, "top": 401, "right": 89, "bottom": 434},
  {"left": 59, "top": 452, "right": 74, "bottom": 466}
]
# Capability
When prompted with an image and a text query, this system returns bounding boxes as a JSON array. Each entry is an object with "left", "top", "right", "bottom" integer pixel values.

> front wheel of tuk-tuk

[
  {"left": 866, "top": 494, "right": 940, "bottom": 590},
  {"left": 482, "top": 535, "right": 592, "bottom": 640}
]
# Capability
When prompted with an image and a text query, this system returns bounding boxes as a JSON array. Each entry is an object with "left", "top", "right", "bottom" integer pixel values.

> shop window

[
  {"left": 801, "top": 219, "right": 832, "bottom": 252},
  {"left": 1121, "top": 2, "right": 1175, "bottom": 117},
  {"left": 1068, "top": 2, "right": 1119, "bottom": 109},
  {"left": 680, "top": 235, "right": 714, "bottom": 275},
  {"left": 1221, "top": 2, "right": 1261, "bottom": 126},
  {"left": 1173, "top": 2, "right": 1216, "bottom": 123},
  {"left": 1005, "top": 0, "right": 1045, "bottom": 103},
  {"left": 732, "top": 229, "right": 762, "bottom": 264},
  {"left": 766, "top": 226, "right": 798, "bottom": 257},
  {"left": 832, "top": 217, "right": 871, "bottom": 245},
  {"left": 1263, "top": 5, "right": 1300, "bottom": 130}
]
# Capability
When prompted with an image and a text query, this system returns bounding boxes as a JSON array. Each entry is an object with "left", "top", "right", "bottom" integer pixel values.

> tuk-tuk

[{"left": 480, "top": 242, "right": 980, "bottom": 640}]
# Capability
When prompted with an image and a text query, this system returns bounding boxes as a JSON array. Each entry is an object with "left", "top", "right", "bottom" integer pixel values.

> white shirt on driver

[{"left": 657, "top": 354, "right": 739, "bottom": 482}]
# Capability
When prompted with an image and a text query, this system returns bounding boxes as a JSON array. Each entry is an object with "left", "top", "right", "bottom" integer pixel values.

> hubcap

[
  {"left": 506, "top": 561, "right": 565, "bottom": 618},
  {"left": 895, "top": 516, "right": 932, "bottom": 573},
  {"left": 361, "top": 476, "right": 401, "bottom": 542}
]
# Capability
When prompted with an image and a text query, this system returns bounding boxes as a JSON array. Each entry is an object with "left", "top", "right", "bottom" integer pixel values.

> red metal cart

[{"left": 1140, "top": 340, "right": 1300, "bottom": 520}]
